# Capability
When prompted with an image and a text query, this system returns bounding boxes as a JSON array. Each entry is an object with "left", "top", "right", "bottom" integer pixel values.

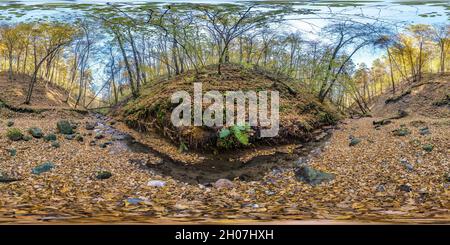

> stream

[{"left": 92, "top": 113, "right": 334, "bottom": 184}]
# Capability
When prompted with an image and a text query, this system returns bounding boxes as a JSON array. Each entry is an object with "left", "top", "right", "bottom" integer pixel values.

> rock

[
  {"left": 75, "top": 134, "right": 84, "bottom": 142},
  {"left": 295, "top": 157, "right": 309, "bottom": 167},
  {"left": 422, "top": 144, "right": 434, "bottom": 152},
  {"left": 213, "top": 179, "right": 235, "bottom": 189},
  {"left": 57, "top": 120, "right": 74, "bottom": 135},
  {"left": 445, "top": 173, "right": 450, "bottom": 182},
  {"left": 44, "top": 133, "right": 57, "bottom": 142},
  {"left": 400, "top": 158, "right": 414, "bottom": 171},
  {"left": 94, "top": 133, "right": 104, "bottom": 139},
  {"left": 376, "top": 184, "right": 385, "bottom": 192},
  {"left": 349, "top": 137, "right": 361, "bottom": 146},
  {"left": 64, "top": 134, "right": 75, "bottom": 140},
  {"left": 32, "top": 162, "right": 55, "bottom": 175},
  {"left": 395, "top": 109, "right": 408, "bottom": 119},
  {"left": 294, "top": 165, "right": 334, "bottom": 185},
  {"left": 265, "top": 190, "right": 276, "bottom": 196},
  {"left": 51, "top": 141, "right": 60, "bottom": 148},
  {"left": 419, "top": 127, "right": 430, "bottom": 135},
  {"left": 393, "top": 127, "right": 410, "bottom": 136},
  {"left": 6, "top": 120, "right": 14, "bottom": 127},
  {"left": 85, "top": 122, "right": 96, "bottom": 130},
  {"left": 399, "top": 184, "right": 412, "bottom": 192},
  {"left": 7, "top": 148, "right": 16, "bottom": 157},
  {"left": 96, "top": 171, "right": 112, "bottom": 180},
  {"left": 22, "top": 135, "right": 32, "bottom": 141},
  {"left": 0, "top": 172, "right": 20, "bottom": 183},
  {"left": 89, "top": 140, "right": 96, "bottom": 146},
  {"left": 147, "top": 180, "right": 166, "bottom": 187},
  {"left": 373, "top": 119, "right": 392, "bottom": 126},
  {"left": 99, "top": 141, "right": 112, "bottom": 148},
  {"left": 6, "top": 128, "right": 23, "bottom": 141},
  {"left": 28, "top": 127, "right": 43, "bottom": 138},
  {"left": 125, "top": 198, "right": 143, "bottom": 205}
]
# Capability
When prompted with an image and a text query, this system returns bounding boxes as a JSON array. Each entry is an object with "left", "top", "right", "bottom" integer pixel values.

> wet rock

[
  {"left": 422, "top": 144, "right": 433, "bottom": 152},
  {"left": 57, "top": 120, "right": 74, "bottom": 135},
  {"left": 96, "top": 171, "right": 112, "bottom": 180},
  {"left": 85, "top": 122, "right": 96, "bottom": 130},
  {"left": 147, "top": 180, "right": 166, "bottom": 187},
  {"left": 6, "top": 128, "right": 23, "bottom": 141},
  {"left": 44, "top": 133, "right": 57, "bottom": 142},
  {"left": 7, "top": 148, "right": 16, "bottom": 157},
  {"left": 399, "top": 184, "right": 412, "bottom": 192},
  {"left": 28, "top": 127, "right": 43, "bottom": 138},
  {"left": 213, "top": 179, "right": 235, "bottom": 189},
  {"left": 419, "top": 127, "right": 430, "bottom": 135},
  {"left": 294, "top": 166, "right": 334, "bottom": 185},
  {"left": 349, "top": 137, "right": 361, "bottom": 146},
  {"left": 6, "top": 120, "right": 14, "bottom": 127},
  {"left": 32, "top": 162, "right": 55, "bottom": 175},
  {"left": 51, "top": 141, "right": 60, "bottom": 148}
]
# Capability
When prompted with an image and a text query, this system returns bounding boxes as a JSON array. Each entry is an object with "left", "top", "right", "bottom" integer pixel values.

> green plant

[{"left": 6, "top": 128, "right": 23, "bottom": 141}]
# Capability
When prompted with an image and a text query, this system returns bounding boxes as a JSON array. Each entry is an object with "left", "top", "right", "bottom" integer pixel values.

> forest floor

[
  {"left": 0, "top": 74, "right": 449, "bottom": 224},
  {"left": 0, "top": 109, "right": 448, "bottom": 224}
]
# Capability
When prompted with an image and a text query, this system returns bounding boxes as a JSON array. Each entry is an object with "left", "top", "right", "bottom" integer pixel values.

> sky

[{"left": 0, "top": 0, "right": 448, "bottom": 89}]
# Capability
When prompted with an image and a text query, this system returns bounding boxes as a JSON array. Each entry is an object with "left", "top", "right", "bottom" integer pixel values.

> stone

[
  {"left": 75, "top": 134, "right": 84, "bottom": 142},
  {"left": 399, "top": 184, "right": 412, "bottom": 192},
  {"left": 22, "top": 135, "right": 32, "bottom": 141},
  {"left": 7, "top": 148, "right": 16, "bottom": 157},
  {"left": 147, "top": 180, "right": 166, "bottom": 187},
  {"left": 294, "top": 165, "right": 334, "bottom": 185},
  {"left": 85, "top": 122, "right": 96, "bottom": 130},
  {"left": 0, "top": 172, "right": 19, "bottom": 183},
  {"left": 125, "top": 198, "right": 143, "bottom": 205},
  {"left": 32, "top": 162, "right": 55, "bottom": 175},
  {"left": 57, "top": 120, "right": 74, "bottom": 135},
  {"left": 28, "top": 127, "right": 43, "bottom": 138},
  {"left": 51, "top": 141, "right": 60, "bottom": 148},
  {"left": 94, "top": 133, "right": 104, "bottom": 139},
  {"left": 213, "top": 179, "right": 235, "bottom": 189},
  {"left": 349, "top": 137, "right": 361, "bottom": 146},
  {"left": 6, "top": 120, "right": 14, "bottom": 127},
  {"left": 64, "top": 134, "right": 75, "bottom": 140},
  {"left": 376, "top": 184, "right": 385, "bottom": 192},
  {"left": 419, "top": 127, "right": 431, "bottom": 135},
  {"left": 44, "top": 133, "right": 57, "bottom": 142},
  {"left": 400, "top": 158, "right": 414, "bottom": 171},
  {"left": 393, "top": 127, "right": 410, "bottom": 136},
  {"left": 96, "top": 171, "right": 112, "bottom": 180},
  {"left": 422, "top": 144, "right": 433, "bottom": 152}
]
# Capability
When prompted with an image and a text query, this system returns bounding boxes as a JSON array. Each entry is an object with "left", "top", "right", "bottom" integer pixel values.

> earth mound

[{"left": 116, "top": 64, "right": 339, "bottom": 151}]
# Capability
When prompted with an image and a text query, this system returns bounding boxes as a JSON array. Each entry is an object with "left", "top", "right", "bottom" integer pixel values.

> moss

[
  {"left": 57, "top": 120, "right": 74, "bottom": 135},
  {"left": 422, "top": 144, "right": 434, "bottom": 152},
  {"left": 44, "top": 133, "right": 57, "bottom": 142},
  {"left": 6, "top": 128, "right": 23, "bottom": 141}
]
